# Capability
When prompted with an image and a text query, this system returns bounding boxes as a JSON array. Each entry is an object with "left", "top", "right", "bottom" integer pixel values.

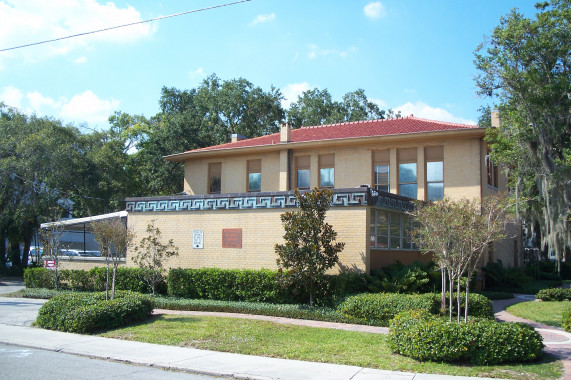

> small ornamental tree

[
  {"left": 132, "top": 220, "right": 179, "bottom": 295},
  {"left": 38, "top": 220, "right": 67, "bottom": 290},
  {"left": 92, "top": 218, "right": 133, "bottom": 300},
  {"left": 410, "top": 193, "right": 511, "bottom": 322},
  {"left": 275, "top": 187, "right": 345, "bottom": 306}
]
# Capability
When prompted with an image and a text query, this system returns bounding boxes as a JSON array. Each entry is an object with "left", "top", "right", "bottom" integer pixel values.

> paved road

[{"left": 0, "top": 343, "right": 219, "bottom": 380}]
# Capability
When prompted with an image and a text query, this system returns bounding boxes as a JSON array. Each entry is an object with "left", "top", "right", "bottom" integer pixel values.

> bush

[
  {"left": 428, "top": 292, "right": 494, "bottom": 319},
  {"left": 167, "top": 268, "right": 368, "bottom": 305},
  {"left": 338, "top": 293, "right": 436, "bottom": 326},
  {"left": 368, "top": 261, "right": 438, "bottom": 294},
  {"left": 24, "top": 267, "right": 55, "bottom": 289},
  {"left": 562, "top": 306, "right": 571, "bottom": 332},
  {"left": 35, "top": 291, "right": 154, "bottom": 333},
  {"left": 23, "top": 267, "right": 164, "bottom": 294},
  {"left": 536, "top": 288, "right": 571, "bottom": 301},
  {"left": 389, "top": 310, "right": 544, "bottom": 364},
  {"left": 338, "top": 292, "right": 493, "bottom": 326}
]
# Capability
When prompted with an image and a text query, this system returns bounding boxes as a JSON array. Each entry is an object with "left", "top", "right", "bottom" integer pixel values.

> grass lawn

[
  {"left": 507, "top": 301, "right": 570, "bottom": 328},
  {"left": 100, "top": 314, "right": 562, "bottom": 379}
]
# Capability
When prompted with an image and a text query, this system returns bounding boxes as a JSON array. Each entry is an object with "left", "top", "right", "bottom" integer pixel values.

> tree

[
  {"left": 474, "top": 0, "right": 571, "bottom": 268},
  {"left": 410, "top": 194, "right": 511, "bottom": 322},
  {"left": 275, "top": 188, "right": 345, "bottom": 305},
  {"left": 91, "top": 218, "right": 133, "bottom": 300},
  {"left": 38, "top": 218, "right": 67, "bottom": 290},
  {"left": 287, "top": 88, "right": 397, "bottom": 129},
  {"left": 132, "top": 220, "right": 179, "bottom": 295}
]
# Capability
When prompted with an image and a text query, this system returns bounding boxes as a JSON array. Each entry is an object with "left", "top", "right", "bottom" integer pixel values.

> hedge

[
  {"left": 338, "top": 292, "right": 493, "bottom": 326},
  {"left": 536, "top": 288, "right": 571, "bottom": 301},
  {"left": 167, "top": 268, "right": 369, "bottom": 305},
  {"left": 35, "top": 291, "right": 154, "bottom": 333},
  {"left": 388, "top": 310, "right": 544, "bottom": 364},
  {"left": 24, "top": 267, "right": 166, "bottom": 294}
]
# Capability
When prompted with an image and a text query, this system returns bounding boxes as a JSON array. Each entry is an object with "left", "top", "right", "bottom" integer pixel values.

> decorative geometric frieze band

[{"left": 125, "top": 191, "right": 369, "bottom": 213}]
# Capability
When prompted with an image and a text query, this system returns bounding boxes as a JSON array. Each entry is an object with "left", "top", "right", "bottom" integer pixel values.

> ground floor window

[{"left": 369, "top": 208, "right": 416, "bottom": 250}]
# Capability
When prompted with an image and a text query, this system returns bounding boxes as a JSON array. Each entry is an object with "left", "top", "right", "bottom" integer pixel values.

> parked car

[
  {"left": 78, "top": 250, "right": 101, "bottom": 257},
  {"left": 59, "top": 249, "right": 80, "bottom": 257}
]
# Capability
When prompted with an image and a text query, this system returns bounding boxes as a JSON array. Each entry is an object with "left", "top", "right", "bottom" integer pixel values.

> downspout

[{"left": 287, "top": 149, "right": 293, "bottom": 191}]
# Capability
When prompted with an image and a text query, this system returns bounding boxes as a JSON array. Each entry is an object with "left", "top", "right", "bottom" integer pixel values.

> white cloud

[
  {"left": 281, "top": 82, "right": 311, "bottom": 108},
  {"left": 0, "top": 86, "right": 23, "bottom": 108},
  {"left": 364, "top": 2, "right": 386, "bottom": 20},
  {"left": 74, "top": 56, "right": 87, "bottom": 64},
  {"left": 307, "top": 44, "right": 356, "bottom": 59},
  {"left": 0, "top": 0, "right": 154, "bottom": 66},
  {"left": 60, "top": 90, "right": 120, "bottom": 124},
  {"left": 250, "top": 13, "right": 275, "bottom": 25},
  {"left": 190, "top": 67, "right": 206, "bottom": 80},
  {"left": 0, "top": 86, "right": 119, "bottom": 127},
  {"left": 370, "top": 98, "right": 388, "bottom": 109},
  {"left": 395, "top": 101, "right": 476, "bottom": 125}
]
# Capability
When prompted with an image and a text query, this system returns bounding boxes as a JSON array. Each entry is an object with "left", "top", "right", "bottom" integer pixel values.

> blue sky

[{"left": 0, "top": 0, "right": 538, "bottom": 131}]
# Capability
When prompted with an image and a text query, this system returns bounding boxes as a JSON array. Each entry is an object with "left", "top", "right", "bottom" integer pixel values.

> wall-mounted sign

[
  {"left": 222, "top": 228, "right": 242, "bottom": 248},
  {"left": 192, "top": 230, "right": 204, "bottom": 249},
  {"left": 45, "top": 259, "right": 56, "bottom": 269}
]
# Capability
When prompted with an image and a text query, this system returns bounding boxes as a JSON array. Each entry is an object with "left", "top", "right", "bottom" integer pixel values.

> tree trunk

[
  {"left": 21, "top": 221, "right": 32, "bottom": 269},
  {"left": 457, "top": 276, "right": 461, "bottom": 323},
  {"left": 465, "top": 276, "right": 470, "bottom": 322},
  {"left": 441, "top": 269, "right": 446, "bottom": 313},
  {"left": 105, "top": 256, "right": 110, "bottom": 301},
  {"left": 111, "top": 265, "right": 116, "bottom": 300},
  {"left": 448, "top": 271, "right": 454, "bottom": 322}
]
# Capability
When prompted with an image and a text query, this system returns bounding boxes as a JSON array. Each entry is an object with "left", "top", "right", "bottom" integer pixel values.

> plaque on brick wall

[
  {"left": 222, "top": 228, "right": 242, "bottom": 248},
  {"left": 192, "top": 230, "right": 204, "bottom": 249}
]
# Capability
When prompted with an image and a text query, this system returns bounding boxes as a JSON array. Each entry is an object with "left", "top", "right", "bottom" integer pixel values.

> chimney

[
  {"left": 231, "top": 133, "right": 247, "bottom": 143},
  {"left": 491, "top": 110, "right": 500, "bottom": 128},
  {"left": 280, "top": 123, "right": 291, "bottom": 143}
]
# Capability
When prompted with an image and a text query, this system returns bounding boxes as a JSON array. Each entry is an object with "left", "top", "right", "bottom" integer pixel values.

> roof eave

[{"left": 164, "top": 127, "right": 487, "bottom": 162}]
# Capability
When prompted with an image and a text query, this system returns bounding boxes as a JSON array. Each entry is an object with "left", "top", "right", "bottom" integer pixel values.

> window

[
  {"left": 373, "top": 149, "right": 390, "bottom": 193},
  {"left": 425, "top": 146, "right": 444, "bottom": 201},
  {"left": 208, "top": 162, "right": 221, "bottom": 194},
  {"left": 247, "top": 159, "right": 261, "bottom": 192},
  {"left": 486, "top": 149, "right": 499, "bottom": 188},
  {"left": 369, "top": 209, "right": 415, "bottom": 250},
  {"left": 295, "top": 155, "right": 310, "bottom": 189},
  {"left": 398, "top": 148, "right": 417, "bottom": 199},
  {"left": 319, "top": 154, "right": 334, "bottom": 188}
]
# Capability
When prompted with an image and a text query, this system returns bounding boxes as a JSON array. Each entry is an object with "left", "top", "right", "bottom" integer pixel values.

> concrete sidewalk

[{"left": 0, "top": 323, "right": 497, "bottom": 380}]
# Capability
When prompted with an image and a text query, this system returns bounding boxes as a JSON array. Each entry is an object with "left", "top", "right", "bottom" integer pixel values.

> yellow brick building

[{"left": 124, "top": 116, "right": 517, "bottom": 273}]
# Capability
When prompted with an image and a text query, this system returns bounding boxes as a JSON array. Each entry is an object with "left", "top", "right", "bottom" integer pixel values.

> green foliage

[
  {"left": 35, "top": 291, "right": 154, "bottom": 333},
  {"left": 484, "top": 261, "right": 533, "bottom": 289},
  {"left": 24, "top": 267, "right": 54, "bottom": 289},
  {"left": 475, "top": 0, "right": 571, "bottom": 263},
  {"left": 562, "top": 306, "right": 571, "bottom": 332},
  {"left": 536, "top": 288, "right": 571, "bottom": 301},
  {"left": 388, "top": 310, "right": 544, "bottom": 364},
  {"left": 338, "top": 292, "right": 493, "bottom": 326},
  {"left": 368, "top": 261, "right": 437, "bottom": 294},
  {"left": 23, "top": 267, "right": 162, "bottom": 294},
  {"left": 167, "top": 268, "right": 368, "bottom": 306},
  {"left": 275, "top": 188, "right": 345, "bottom": 305}
]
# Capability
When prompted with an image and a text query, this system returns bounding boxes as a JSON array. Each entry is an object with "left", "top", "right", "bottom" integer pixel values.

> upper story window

[
  {"left": 208, "top": 162, "right": 221, "bottom": 194},
  {"left": 247, "top": 159, "right": 261, "bottom": 192},
  {"left": 486, "top": 149, "right": 499, "bottom": 188},
  {"left": 398, "top": 148, "right": 417, "bottom": 199},
  {"left": 295, "top": 155, "right": 310, "bottom": 190},
  {"left": 373, "top": 149, "right": 390, "bottom": 193},
  {"left": 319, "top": 154, "right": 334, "bottom": 188},
  {"left": 425, "top": 146, "right": 444, "bottom": 201}
]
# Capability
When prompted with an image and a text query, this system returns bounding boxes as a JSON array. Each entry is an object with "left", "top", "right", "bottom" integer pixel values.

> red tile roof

[{"left": 185, "top": 116, "right": 480, "bottom": 154}]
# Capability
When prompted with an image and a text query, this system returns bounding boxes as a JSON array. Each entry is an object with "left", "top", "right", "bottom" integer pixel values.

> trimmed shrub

[
  {"left": 338, "top": 293, "right": 438, "bottom": 326},
  {"left": 167, "top": 268, "right": 368, "bottom": 305},
  {"left": 389, "top": 310, "right": 544, "bottom": 364},
  {"left": 562, "top": 306, "right": 571, "bottom": 332},
  {"left": 338, "top": 292, "right": 493, "bottom": 326},
  {"left": 35, "top": 291, "right": 154, "bottom": 333},
  {"left": 536, "top": 288, "right": 571, "bottom": 301},
  {"left": 24, "top": 267, "right": 54, "bottom": 289},
  {"left": 428, "top": 292, "right": 494, "bottom": 319}
]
